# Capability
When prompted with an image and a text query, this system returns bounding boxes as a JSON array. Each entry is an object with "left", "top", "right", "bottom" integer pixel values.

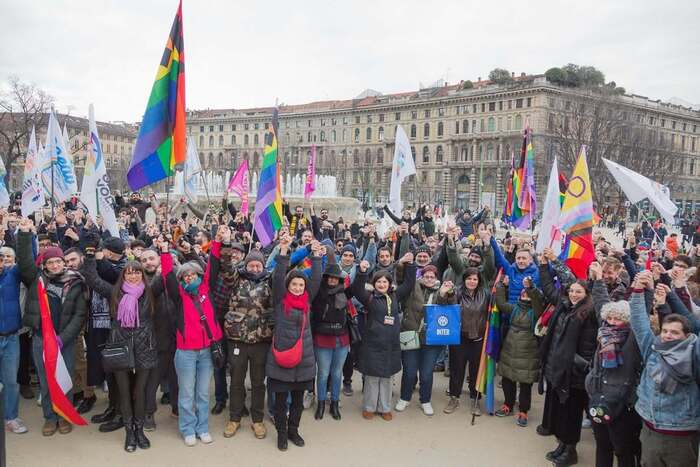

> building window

[
  {"left": 411, "top": 146, "right": 416, "bottom": 161},
  {"left": 422, "top": 146, "right": 430, "bottom": 163},
  {"left": 199, "top": 135, "right": 204, "bottom": 147},
  {"left": 231, "top": 135, "right": 236, "bottom": 145},
  {"left": 487, "top": 117, "right": 495, "bottom": 132},
  {"left": 244, "top": 124, "right": 249, "bottom": 130},
  {"left": 354, "top": 129, "right": 360, "bottom": 143},
  {"left": 378, "top": 127, "right": 384, "bottom": 142},
  {"left": 424, "top": 110, "right": 430, "bottom": 118},
  {"left": 331, "top": 129, "right": 337, "bottom": 143},
  {"left": 353, "top": 150, "right": 359, "bottom": 165},
  {"left": 463, "top": 120, "right": 468, "bottom": 133},
  {"left": 209, "top": 136, "right": 214, "bottom": 147},
  {"left": 365, "top": 149, "right": 371, "bottom": 164},
  {"left": 377, "top": 148, "right": 384, "bottom": 164},
  {"left": 486, "top": 143, "right": 494, "bottom": 160},
  {"left": 438, "top": 108, "right": 445, "bottom": 117},
  {"left": 489, "top": 102, "right": 496, "bottom": 112},
  {"left": 254, "top": 134, "right": 259, "bottom": 145},
  {"left": 411, "top": 111, "right": 417, "bottom": 119},
  {"left": 355, "top": 116, "right": 361, "bottom": 124},
  {"left": 342, "top": 129, "right": 347, "bottom": 142},
  {"left": 548, "top": 113, "right": 555, "bottom": 131},
  {"left": 366, "top": 127, "right": 372, "bottom": 142},
  {"left": 209, "top": 126, "right": 214, "bottom": 132},
  {"left": 437, "top": 122, "right": 444, "bottom": 137},
  {"left": 435, "top": 171, "right": 442, "bottom": 185},
  {"left": 455, "top": 121, "right": 460, "bottom": 134},
  {"left": 515, "top": 115, "right": 523, "bottom": 130},
  {"left": 410, "top": 124, "right": 417, "bottom": 138},
  {"left": 527, "top": 97, "right": 532, "bottom": 107},
  {"left": 218, "top": 135, "right": 224, "bottom": 146},
  {"left": 320, "top": 130, "right": 326, "bottom": 142},
  {"left": 200, "top": 126, "right": 204, "bottom": 132},
  {"left": 508, "top": 100, "right": 513, "bottom": 110},
  {"left": 395, "top": 112, "right": 401, "bottom": 121},
  {"left": 244, "top": 134, "right": 249, "bottom": 146},
  {"left": 473, "top": 120, "right": 478, "bottom": 133},
  {"left": 436, "top": 145, "right": 443, "bottom": 163},
  {"left": 423, "top": 123, "right": 430, "bottom": 138}
]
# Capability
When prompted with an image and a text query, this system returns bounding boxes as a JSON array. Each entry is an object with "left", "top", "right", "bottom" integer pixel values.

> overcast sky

[{"left": 1, "top": 0, "right": 699, "bottom": 123}]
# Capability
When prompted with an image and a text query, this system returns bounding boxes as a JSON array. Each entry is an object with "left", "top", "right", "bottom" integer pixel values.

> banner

[
  {"left": 182, "top": 138, "right": 202, "bottom": 204},
  {"left": 228, "top": 159, "right": 250, "bottom": 215},
  {"left": 21, "top": 126, "right": 45, "bottom": 216},
  {"left": 389, "top": 125, "right": 416, "bottom": 214},
  {"left": 0, "top": 157, "right": 9, "bottom": 209},
  {"left": 80, "top": 104, "right": 119, "bottom": 236},
  {"left": 425, "top": 304, "right": 461, "bottom": 345},
  {"left": 535, "top": 158, "right": 562, "bottom": 255},
  {"left": 304, "top": 145, "right": 316, "bottom": 199},
  {"left": 42, "top": 111, "right": 78, "bottom": 204}
]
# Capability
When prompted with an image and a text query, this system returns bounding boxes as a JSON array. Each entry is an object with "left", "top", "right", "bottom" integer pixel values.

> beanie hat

[
  {"left": 469, "top": 247, "right": 483, "bottom": 259},
  {"left": 102, "top": 236, "right": 126, "bottom": 255},
  {"left": 42, "top": 247, "right": 65, "bottom": 264},
  {"left": 341, "top": 244, "right": 357, "bottom": 257},
  {"left": 176, "top": 261, "right": 204, "bottom": 281},
  {"left": 285, "top": 269, "right": 308, "bottom": 289},
  {"left": 415, "top": 245, "right": 431, "bottom": 256},
  {"left": 230, "top": 242, "right": 246, "bottom": 253},
  {"left": 244, "top": 250, "right": 265, "bottom": 267}
]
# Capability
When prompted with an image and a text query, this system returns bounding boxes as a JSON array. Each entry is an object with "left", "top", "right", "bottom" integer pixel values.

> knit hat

[
  {"left": 102, "top": 236, "right": 126, "bottom": 255},
  {"left": 177, "top": 261, "right": 204, "bottom": 281},
  {"left": 323, "top": 263, "right": 345, "bottom": 279},
  {"left": 341, "top": 244, "right": 357, "bottom": 257},
  {"left": 42, "top": 247, "right": 64, "bottom": 264},
  {"left": 469, "top": 248, "right": 483, "bottom": 259},
  {"left": 230, "top": 242, "right": 246, "bottom": 253},
  {"left": 285, "top": 269, "right": 308, "bottom": 289},
  {"left": 415, "top": 245, "right": 431, "bottom": 256},
  {"left": 600, "top": 301, "right": 631, "bottom": 323},
  {"left": 244, "top": 250, "right": 265, "bottom": 267},
  {"left": 370, "top": 270, "right": 393, "bottom": 286}
]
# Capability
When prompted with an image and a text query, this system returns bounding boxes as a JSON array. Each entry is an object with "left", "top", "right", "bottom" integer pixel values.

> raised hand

[
  {"left": 18, "top": 217, "right": 34, "bottom": 233},
  {"left": 399, "top": 252, "right": 414, "bottom": 264},
  {"left": 589, "top": 262, "right": 603, "bottom": 281},
  {"left": 359, "top": 260, "right": 370, "bottom": 273}
]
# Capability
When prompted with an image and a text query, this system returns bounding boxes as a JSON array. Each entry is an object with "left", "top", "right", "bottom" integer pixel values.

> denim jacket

[{"left": 630, "top": 291, "right": 700, "bottom": 431}]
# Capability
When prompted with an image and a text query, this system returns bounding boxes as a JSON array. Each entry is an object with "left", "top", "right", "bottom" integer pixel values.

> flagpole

[
  {"left": 51, "top": 150, "right": 55, "bottom": 218},
  {"left": 200, "top": 171, "right": 211, "bottom": 205}
]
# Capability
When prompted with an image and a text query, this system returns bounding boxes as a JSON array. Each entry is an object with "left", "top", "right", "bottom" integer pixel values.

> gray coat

[{"left": 265, "top": 254, "right": 322, "bottom": 383}]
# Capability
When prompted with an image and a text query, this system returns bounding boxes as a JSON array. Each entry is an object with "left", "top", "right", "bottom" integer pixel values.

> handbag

[
  {"left": 192, "top": 297, "right": 226, "bottom": 370},
  {"left": 346, "top": 299, "right": 362, "bottom": 344},
  {"left": 399, "top": 330, "right": 421, "bottom": 351},
  {"left": 534, "top": 304, "right": 556, "bottom": 337},
  {"left": 101, "top": 332, "right": 135, "bottom": 372},
  {"left": 272, "top": 313, "right": 306, "bottom": 369}
]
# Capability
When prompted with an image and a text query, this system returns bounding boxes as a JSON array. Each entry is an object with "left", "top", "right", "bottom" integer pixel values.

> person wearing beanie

[
  {"left": 267, "top": 235, "right": 323, "bottom": 451},
  {"left": 159, "top": 226, "right": 225, "bottom": 447},
  {"left": 212, "top": 227, "right": 274, "bottom": 440},
  {"left": 351, "top": 252, "right": 416, "bottom": 421},
  {"left": 16, "top": 217, "right": 87, "bottom": 437}
]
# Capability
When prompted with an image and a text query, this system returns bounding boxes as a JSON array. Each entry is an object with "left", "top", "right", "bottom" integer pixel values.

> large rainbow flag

[
  {"left": 558, "top": 146, "right": 596, "bottom": 278},
  {"left": 38, "top": 278, "right": 87, "bottom": 426},
  {"left": 127, "top": 0, "right": 186, "bottom": 191},
  {"left": 253, "top": 109, "right": 283, "bottom": 246},
  {"left": 474, "top": 271, "right": 502, "bottom": 415},
  {"left": 504, "top": 127, "right": 536, "bottom": 230}
]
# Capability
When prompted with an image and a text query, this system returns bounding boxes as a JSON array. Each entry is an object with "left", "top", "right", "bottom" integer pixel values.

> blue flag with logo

[{"left": 425, "top": 304, "right": 461, "bottom": 345}]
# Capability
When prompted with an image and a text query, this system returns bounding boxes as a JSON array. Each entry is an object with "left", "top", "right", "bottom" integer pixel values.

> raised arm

[
  {"left": 383, "top": 204, "right": 402, "bottom": 225},
  {"left": 272, "top": 235, "right": 293, "bottom": 304},
  {"left": 80, "top": 254, "right": 115, "bottom": 299},
  {"left": 395, "top": 261, "right": 417, "bottom": 303},
  {"left": 16, "top": 225, "right": 39, "bottom": 287},
  {"left": 629, "top": 290, "right": 654, "bottom": 360},
  {"left": 489, "top": 236, "right": 513, "bottom": 276}
]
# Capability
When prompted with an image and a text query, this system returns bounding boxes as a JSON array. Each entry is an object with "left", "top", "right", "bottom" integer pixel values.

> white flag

[
  {"left": 0, "top": 158, "right": 10, "bottom": 209},
  {"left": 80, "top": 104, "right": 119, "bottom": 236},
  {"left": 389, "top": 125, "right": 416, "bottom": 214},
  {"left": 42, "top": 111, "right": 78, "bottom": 204},
  {"left": 535, "top": 158, "right": 562, "bottom": 255},
  {"left": 62, "top": 121, "right": 73, "bottom": 163},
  {"left": 183, "top": 138, "right": 202, "bottom": 203},
  {"left": 602, "top": 158, "right": 678, "bottom": 224},
  {"left": 21, "top": 126, "right": 45, "bottom": 217}
]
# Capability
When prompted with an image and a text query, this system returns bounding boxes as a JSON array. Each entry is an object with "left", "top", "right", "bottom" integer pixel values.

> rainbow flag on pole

[
  {"left": 253, "top": 109, "right": 283, "bottom": 246},
  {"left": 127, "top": 0, "right": 186, "bottom": 191},
  {"left": 38, "top": 278, "right": 87, "bottom": 426},
  {"left": 474, "top": 271, "right": 502, "bottom": 415},
  {"left": 558, "top": 146, "right": 596, "bottom": 279},
  {"left": 504, "top": 126, "right": 536, "bottom": 230}
]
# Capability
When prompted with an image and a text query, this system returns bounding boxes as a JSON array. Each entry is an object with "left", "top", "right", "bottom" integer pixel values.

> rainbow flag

[
  {"left": 253, "top": 109, "right": 283, "bottom": 246},
  {"left": 475, "top": 271, "right": 502, "bottom": 415},
  {"left": 38, "top": 278, "right": 87, "bottom": 426},
  {"left": 558, "top": 146, "right": 595, "bottom": 278},
  {"left": 504, "top": 127, "right": 535, "bottom": 230},
  {"left": 127, "top": 0, "right": 186, "bottom": 191}
]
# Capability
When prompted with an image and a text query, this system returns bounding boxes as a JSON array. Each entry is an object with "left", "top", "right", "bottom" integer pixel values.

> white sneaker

[
  {"left": 5, "top": 418, "right": 28, "bottom": 434},
  {"left": 37, "top": 394, "right": 42, "bottom": 406},
  {"left": 421, "top": 402, "right": 434, "bottom": 416},
  {"left": 303, "top": 391, "right": 315, "bottom": 409},
  {"left": 198, "top": 432, "right": 213, "bottom": 444},
  {"left": 394, "top": 399, "right": 410, "bottom": 412},
  {"left": 184, "top": 435, "right": 197, "bottom": 447}
]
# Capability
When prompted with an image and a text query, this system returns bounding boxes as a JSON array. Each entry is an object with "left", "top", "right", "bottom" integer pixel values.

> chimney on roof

[
  {"left": 478, "top": 77, "right": 481, "bottom": 82},
  {"left": 511, "top": 72, "right": 515, "bottom": 78},
  {"left": 521, "top": 72, "right": 526, "bottom": 77}
]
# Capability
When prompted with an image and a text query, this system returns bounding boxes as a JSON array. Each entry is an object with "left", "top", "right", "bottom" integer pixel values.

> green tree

[
  {"left": 488, "top": 68, "right": 513, "bottom": 84},
  {"left": 462, "top": 80, "right": 474, "bottom": 90},
  {"left": 545, "top": 67, "right": 568, "bottom": 85}
]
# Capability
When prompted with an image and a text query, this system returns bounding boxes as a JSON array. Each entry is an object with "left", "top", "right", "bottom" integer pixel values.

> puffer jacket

[
  {"left": 162, "top": 241, "right": 223, "bottom": 351},
  {"left": 490, "top": 237, "right": 540, "bottom": 303},
  {"left": 496, "top": 282, "right": 544, "bottom": 384},
  {"left": 81, "top": 255, "right": 157, "bottom": 370},
  {"left": 18, "top": 231, "right": 87, "bottom": 345},
  {"left": 265, "top": 254, "right": 322, "bottom": 383},
  {"left": 222, "top": 268, "right": 274, "bottom": 344},
  {"left": 0, "top": 265, "right": 22, "bottom": 334},
  {"left": 400, "top": 278, "right": 441, "bottom": 345},
  {"left": 630, "top": 291, "right": 700, "bottom": 431},
  {"left": 352, "top": 263, "right": 416, "bottom": 377}
]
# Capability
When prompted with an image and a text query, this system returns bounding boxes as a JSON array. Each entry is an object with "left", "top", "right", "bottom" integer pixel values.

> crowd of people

[{"left": 1, "top": 189, "right": 699, "bottom": 466}]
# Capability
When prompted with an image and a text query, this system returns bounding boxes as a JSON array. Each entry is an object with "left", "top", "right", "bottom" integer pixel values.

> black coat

[
  {"left": 351, "top": 263, "right": 416, "bottom": 377},
  {"left": 265, "top": 255, "right": 322, "bottom": 383}
]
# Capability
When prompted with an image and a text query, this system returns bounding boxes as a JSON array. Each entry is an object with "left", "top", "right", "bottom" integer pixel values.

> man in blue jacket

[
  {"left": 0, "top": 246, "right": 28, "bottom": 434},
  {"left": 490, "top": 236, "right": 540, "bottom": 303}
]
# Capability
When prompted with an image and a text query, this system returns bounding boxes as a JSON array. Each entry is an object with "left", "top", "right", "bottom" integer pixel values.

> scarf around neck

[
  {"left": 182, "top": 276, "right": 202, "bottom": 294},
  {"left": 283, "top": 291, "right": 310, "bottom": 316},
  {"left": 597, "top": 322, "right": 630, "bottom": 369},
  {"left": 118, "top": 282, "right": 145, "bottom": 328},
  {"left": 650, "top": 333, "right": 698, "bottom": 394}
]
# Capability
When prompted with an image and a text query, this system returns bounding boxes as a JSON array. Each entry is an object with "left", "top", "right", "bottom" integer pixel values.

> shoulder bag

[
  {"left": 192, "top": 296, "right": 226, "bottom": 370},
  {"left": 272, "top": 312, "right": 306, "bottom": 369}
]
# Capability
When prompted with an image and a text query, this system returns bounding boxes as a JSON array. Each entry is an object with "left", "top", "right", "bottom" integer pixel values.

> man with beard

[
  {"left": 17, "top": 218, "right": 87, "bottom": 436},
  {"left": 138, "top": 248, "right": 176, "bottom": 429},
  {"left": 444, "top": 225, "right": 496, "bottom": 286},
  {"left": 311, "top": 206, "right": 336, "bottom": 241},
  {"left": 216, "top": 226, "right": 274, "bottom": 440}
]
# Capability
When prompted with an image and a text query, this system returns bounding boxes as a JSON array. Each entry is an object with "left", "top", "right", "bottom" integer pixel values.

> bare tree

[
  {"left": 545, "top": 88, "right": 680, "bottom": 213},
  {"left": 0, "top": 76, "right": 54, "bottom": 187}
]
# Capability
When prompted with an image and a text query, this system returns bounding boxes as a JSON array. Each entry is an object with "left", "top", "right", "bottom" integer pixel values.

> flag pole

[{"left": 200, "top": 171, "right": 211, "bottom": 205}]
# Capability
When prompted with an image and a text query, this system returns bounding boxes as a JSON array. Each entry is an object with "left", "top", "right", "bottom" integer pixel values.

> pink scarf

[{"left": 118, "top": 282, "right": 145, "bottom": 328}]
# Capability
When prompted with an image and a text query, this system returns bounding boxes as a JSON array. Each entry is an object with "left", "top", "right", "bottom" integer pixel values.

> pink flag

[
  {"left": 228, "top": 159, "right": 250, "bottom": 215},
  {"left": 304, "top": 145, "right": 316, "bottom": 199}
]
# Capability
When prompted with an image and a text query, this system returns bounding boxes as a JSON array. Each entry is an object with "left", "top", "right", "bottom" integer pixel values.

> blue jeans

[
  {"left": 0, "top": 334, "right": 20, "bottom": 420},
  {"left": 400, "top": 345, "right": 442, "bottom": 404},
  {"left": 175, "top": 349, "right": 213, "bottom": 437},
  {"left": 32, "top": 336, "right": 75, "bottom": 422},
  {"left": 314, "top": 342, "right": 350, "bottom": 402}
]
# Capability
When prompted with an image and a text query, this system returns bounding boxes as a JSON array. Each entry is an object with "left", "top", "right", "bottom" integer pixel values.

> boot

[
  {"left": 277, "top": 430, "right": 288, "bottom": 451},
  {"left": 124, "top": 418, "right": 137, "bottom": 453},
  {"left": 134, "top": 419, "right": 151, "bottom": 449},
  {"left": 99, "top": 415, "right": 125, "bottom": 433},
  {"left": 553, "top": 444, "right": 578, "bottom": 466},
  {"left": 288, "top": 427, "right": 305, "bottom": 447},
  {"left": 329, "top": 401, "right": 341, "bottom": 420},
  {"left": 91, "top": 406, "right": 116, "bottom": 424},
  {"left": 546, "top": 442, "right": 566, "bottom": 461},
  {"left": 314, "top": 401, "right": 325, "bottom": 420}
]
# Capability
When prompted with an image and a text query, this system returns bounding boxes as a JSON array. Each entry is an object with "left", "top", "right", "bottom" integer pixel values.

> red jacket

[{"left": 162, "top": 241, "right": 223, "bottom": 351}]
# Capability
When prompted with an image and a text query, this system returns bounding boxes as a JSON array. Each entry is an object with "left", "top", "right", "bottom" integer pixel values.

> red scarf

[{"left": 282, "top": 291, "right": 310, "bottom": 316}]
